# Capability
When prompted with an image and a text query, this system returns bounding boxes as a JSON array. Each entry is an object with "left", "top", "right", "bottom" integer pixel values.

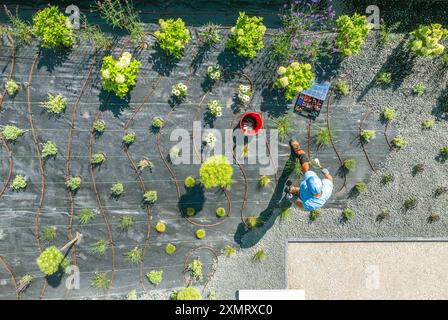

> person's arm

[{"left": 321, "top": 168, "right": 333, "bottom": 182}]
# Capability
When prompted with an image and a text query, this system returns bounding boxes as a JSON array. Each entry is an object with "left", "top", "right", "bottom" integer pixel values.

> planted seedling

[
  {"left": 315, "top": 127, "right": 332, "bottom": 148},
  {"left": 79, "top": 208, "right": 95, "bottom": 224},
  {"left": 118, "top": 215, "right": 134, "bottom": 231},
  {"left": 91, "top": 272, "right": 110, "bottom": 292},
  {"left": 122, "top": 132, "right": 136, "bottom": 146},
  {"left": 309, "top": 209, "right": 320, "bottom": 221},
  {"left": 259, "top": 175, "right": 271, "bottom": 188},
  {"left": 126, "top": 247, "right": 142, "bottom": 265},
  {"left": 412, "top": 83, "right": 426, "bottom": 96},
  {"left": 342, "top": 208, "right": 355, "bottom": 221},
  {"left": 198, "top": 22, "right": 221, "bottom": 46},
  {"left": 17, "top": 274, "right": 33, "bottom": 293},
  {"left": 172, "top": 287, "right": 202, "bottom": 300},
  {"left": 280, "top": 207, "right": 291, "bottom": 221},
  {"left": 165, "top": 243, "right": 176, "bottom": 255},
  {"left": 127, "top": 290, "right": 138, "bottom": 300},
  {"left": 195, "top": 229, "right": 206, "bottom": 239},
  {"left": 343, "top": 159, "right": 357, "bottom": 171},
  {"left": 5, "top": 79, "right": 19, "bottom": 96},
  {"left": 381, "top": 173, "right": 394, "bottom": 184},
  {"left": 41, "top": 141, "right": 58, "bottom": 159},
  {"left": 91, "top": 153, "right": 106, "bottom": 165},
  {"left": 382, "top": 107, "right": 396, "bottom": 122},
  {"left": 246, "top": 215, "right": 259, "bottom": 228},
  {"left": 40, "top": 93, "right": 68, "bottom": 114},
  {"left": 434, "top": 186, "right": 447, "bottom": 197},
  {"left": 224, "top": 245, "right": 236, "bottom": 257},
  {"left": 138, "top": 158, "right": 153, "bottom": 171},
  {"left": 184, "top": 176, "right": 196, "bottom": 188},
  {"left": 93, "top": 120, "right": 106, "bottom": 134},
  {"left": 90, "top": 239, "right": 109, "bottom": 256},
  {"left": 360, "top": 129, "right": 376, "bottom": 143},
  {"left": 216, "top": 207, "right": 226, "bottom": 218},
  {"left": 354, "top": 182, "right": 368, "bottom": 193},
  {"left": 335, "top": 80, "right": 351, "bottom": 96},
  {"left": 146, "top": 270, "right": 163, "bottom": 286},
  {"left": 208, "top": 291, "right": 217, "bottom": 300},
  {"left": 155, "top": 221, "right": 166, "bottom": 233},
  {"left": 110, "top": 182, "right": 124, "bottom": 198},
  {"left": 379, "top": 21, "right": 400, "bottom": 46},
  {"left": 43, "top": 226, "right": 57, "bottom": 242},
  {"left": 207, "top": 100, "right": 223, "bottom": 117},
  {"left": 376, "top": 72, "right": 392, "bottom": 85},
  {"left": 199, "top": 155, "right": 234, "bottom": 189},
  {"left": 2, "top": 125, "right": 25, "bottom": 142},
  {"left": 186, "top": 259, "right": 203, "bottom": 281},
  {"left": 66, "top": 176, "right": 81, "bottom": 192},
  {"left": 207, "top": 65, "right": 222, "bottom": 81},
  {"left": 11, "top": 175, "right": 27, "bottom": 191},
  {"left": 185, "top": 207, "right": 196, "bottom": 217},
  {"left": 376, "top": 209, "right": 390, "bottom": 222},
  {"left": 143, "top": 190, "right": 157, "bottom": 204},
  {"left": 272, "top": 115, "right": 293, "bottom": 141},
  {"left": 152, "top": 117, "right": 164, "bottom": 129},
  {"left": 169, "top": 146, "right": 181, "bottom": 162},
  {"left": 412, "top": 164, "right": 425, "bottom": 176},
  {"left": 428, "top": 213, "right": 440, "bottom": 223},
  {"left": 439, "top": 146, "right": 448, "bottom": 160},
  {"left": 404, "top": 197, "right": 417, "bottom": 211},
  {"left": 253, "top": 249, "right": 266, "bottom": 262},
  {"left": 391, "top": 135, "right": 407, "bottom": 149},
  {"left": 421, "top": 119, "right": 435, "bottom": 130}
]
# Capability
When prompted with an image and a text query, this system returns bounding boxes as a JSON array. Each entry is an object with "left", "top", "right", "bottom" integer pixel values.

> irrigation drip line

[
  {"left": 183, "top": 246, "right": 219, "bottom": 290},
  {"left": 0, "top": 135, "right": 13, "bottom": 200},
  {"left": 384, "top": 121, "right": 392, "bottom": 150},
  {"left": 359, "top": 109, "right": 377, "bottom": 173},
  {"left": 0, "top": 255, "right": 19, "bottom": 300}
]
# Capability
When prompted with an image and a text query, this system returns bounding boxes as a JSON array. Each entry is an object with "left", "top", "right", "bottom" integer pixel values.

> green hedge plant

[
  {"left": 101, "top": 52, "right": 141, "bottom": 98},
  {"left": 274, "top": 61, "right": 314, "bottom": 101},
  {"left": 199, "top": 155, "right": 234, "bottom": 189},
  {"left": 155, "top": 18, "right": 191, "bottom": 59},
  {"left": 32, "top": 6, "right": 74, "bottom": 48},
  {"left": 36, "top": 246, "right": 64, "bottom": 276},
  {"left": 408, "top": 24, "right": 448, "bottom": 58},
  {"left": 335, "top": 13, "right": 372, "bottom": 56}
]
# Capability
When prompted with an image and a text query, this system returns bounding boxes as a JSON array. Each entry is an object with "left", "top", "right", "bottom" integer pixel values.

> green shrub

[
  {"left": 421, "top": 119, "right": 435, "bottom": 129},
  {"left": 79, "top": 208, "right": 95, "bottom": 224},
  {"left": 259, "top": 175, "right": 270, "bottom": 187},
  {"left": 66, "top": 176, "right": 81, "bottom": 191},
  {"left": 274, "top": 61, "right": 314, "bottom": 101},
  {"left": 434, "top": 186, "right": 447, "bottom": 197},
  {"left": 185, "top": 207, "right": 196, "bottom": 217},
  {"left": 138, "top": 158, "right": 153, "bottom": 171},
  {"left": 152, "top": 116, "right": 164, "bottom": 129},
  {"left": 404, "top": 197, "right": 417, "bottom": 210},
  {"left": 335, "top": 13, "right": 372, "bottom": 56},
  {"left": 343, "top": 159, "right": 357, "bottom": 171},
  {"left": 173, "top": 287, "right": 202, "bottom": 300},
  {"left": 155, "top": 18, "right": 191, "bottom": 59},
  {"left": 101, "top": 52, "right": 141, "bottom": 98},
  {"left": 382, "top": 107, "right": 396, "bottom": 122},
  {"left": 253, "top": 249, "right": 266, "bottom": 262},
  {"left": 91, "top": 153, "right": 106, "bottom": 165},
  {"left": 146, "top": 270, "right": 163, "bottom": 286},
  {"left": 122, "top": 132, "right": 136, "bottom": 145},
  {"left": 119, "top": 215, "right": 134, "bottom": 231},
  {"left": 36, "top": 246, "right": 63, "bottom": 275},
  {"left": 165, "top": 243, "right": 176, "bottom": 255},
  {"left": 155, "top": 221, "right": 166, "bottom": 233},
  {"left": 335, "top": 80, "right": 351, "bottom": 96},
  {"left": 309, "top": 209, "right": 320, "bottom": 221},
  {"left": 226, "top": 12, "right": 266, "bottom": 59},
  {"left": 354, "top": 182, "right": 368, "bottom": 193},
  {"left": 43, "top": 226, "right": 57, "bottom": 241},
  {"left": 93, "top": 120, "right": 106, "bottom": 134},
  {"left": 11, "top": 175, "right": 27, "bottom": 191},
  {"left": 77, "top": 21, "right": 112, "bottom": 51},
  {"left": 391, "top": 135, "right": 407, "bottom": 149},
  {"left": 198, "top": 23, "right": 221, "bottom": 45},
  {"left": 270, "top": 32, "right": 292, "bottom": 62},
  {"left": 126, "top": 247, "right": 142, "bottom": 264},
  {"left": 41, "top": 94, "right": 68, "bottom": 114},
  {"left": 91, "top": 272, "right": 110, "bottom": 292},
  {"left": 224, "top": 245, "right": 236, "bottom": 257},
  {"left": 379, "top": 21, "right": 400, "bottom": 46},
  {"left": 440, "top": 146, "right": 448, "bottom": 158},
  {"left": 199, "top": 155, "right": 234, "bottom": 189},
  {"left": 315, "top": 127, "right": 332, "bottom": 147},
  {"left": 216, "top": 207, "right": 226, "bottom": 218},
  {"left": 272, "top": 115, "right": 293, "bottom": 141},
  {"left": 5, "top": 79, "right": 19, "bottom": 95},
  {"left": 412, "top": 83, "right": 426, "bottom": 95},
  {"left": 143, "top": 190, "right": 157, "bottom": 203},
  {"left": 90, "top": 239, "right": 108, "bottom": 256},
  {"left": 382, "top": 173, "right": 394, "bottom": 184},
  {"left": 187, "top": 259, "right": 203, "bottom": 280},
  {"left": 41, "top": 141, "right": 58, "bottom": 158},
  {"left": 195, "top": 229, "right": 206, "bottom": 239},
  {"left": 32, "top": 6, "right": 74, "bottom": 48},
  {"left": 246, "top": 215, "right": 259, "bottom": 228},
  {"left": 376, "top": 72, "right": 392, "bottom": 85},
  {"left": 184, "top": 176, "right": 196, "bottom": 188},
  {"left": 408, "top": 24, "right": 448, "bottom": 58},
  {"left": 342, "top": 208, "right": 355, "bottom": 220},
  {"left": 360, "top": 129, "right": 376, "bottom": 142},
  {"left": 110, "top": 182, "right": 124, "bottom": 197},
  {"left": 5, "top": 8, "right": 33, "bottom": 44},
  {"left": 2, "top": 125, "right": 24, "bottom": 142}
]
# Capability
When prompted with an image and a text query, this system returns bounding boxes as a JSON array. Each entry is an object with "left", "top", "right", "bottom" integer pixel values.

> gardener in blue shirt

[{"left": 286, "top": 139, "right": 333, "bottom": 211}]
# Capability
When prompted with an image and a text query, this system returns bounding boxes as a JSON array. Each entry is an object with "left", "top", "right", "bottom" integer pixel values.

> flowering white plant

[
  {"left": 204, "top": 132, "right": 217, "bottom": 147},
  {"left": 238, "top": 84, "right": 252, "bottom": 104},
  {"left": 207, "top": 65, "right": 221, "bottom": 81},
  {"left": 207, "top": 100, "right": 222, "bottom": 117},
  {"left": 171, "top": 82, "right": 188, "bottom": 98}
]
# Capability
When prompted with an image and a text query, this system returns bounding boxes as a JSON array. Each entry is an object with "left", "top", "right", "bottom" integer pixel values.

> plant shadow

[
  {"left": 178, "top": 185, "right": 206, "bottom": 217},
  {"left": 37, "top": 47, "right": 71, "bottom": 73}
]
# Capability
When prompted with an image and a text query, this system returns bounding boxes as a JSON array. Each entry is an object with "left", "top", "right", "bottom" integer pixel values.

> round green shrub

[
  {"left": 152, "top": 117, "right": 164, "bottom": 129},
  {"left": 146, "top": 270, "right": 163, "bottom": 286},
  {"left": 154, "top": 18, "right": 191, "bottom": 59},
  {"left": 165, "top": 243, "right": 176, "bottom": 255},
  {"left": 36, "top": 246, "right": 63, "bottom": 276},
  {"left": 259, "top": 175, "right": 270, "bottom": 187},
  {"left": 110, "top": 182, "right": 124, "bottom": 197},
  {"left": 41, "top": 141, "right": 58, "bottom": 158},
  {"left": 216, "top": 207, "right": 226, "bottom": 218},
  {"left": 2, "top": 125, "right": 25, "bottom": 142},
  {"left": 195, "top": 228, "right": 206, "bottom": 239},
  {"left": 382, "top": 107, "right": 396, "bottom": 122},
  {"left": 143, "top": 190, "right": 157, "bottom": 203},
  {"left": 91, "top": 153, "right": 106, "bottom": 165},
  {"left": 354, "top": 182, "right": 368, "bottom": 193},
  {"left": 11, "top": 175, "right": 27, "bottom": 191},
  {"left": 79, "top": 208, "right": 95, "bottom": 225},
  {"left": 343, "top": 159, "right": 357, "bottom": 171},
  {"left": 246, "top": 215, "right": 259, "bottom": 228},
  {"left": 360, "top": 129, "right": 376, "bottom": 142},
  {"left": 93, "top": 120, "right": 106, "bottom": 134},
  {"left": 199, "top": 155, "right": 234, "bottom": 189},
  {"left": 184, "top": 176, "right": 196, "bottom": 188},
  {"left": 122, "top": 132, "right": 136, "bottom": 145},
  {"left": 391, "top": 135, "right": 407, "bottom": 149},
  {"left": 66, "top": 176, "right": 81, "bottom": 191},
  {"left": 336, "top": 13, "right": 372, "bottom": 56},
  {"left": 174, "top": 287, "right": 202, "bottom": 300},
  {"left": 5, "top": 79, "right": 19, "bottom": 95},
  {"left": 32, "top": 6, "right": 75, "bottom": 48},
  {"left": 421, "top": 119, "right": 435, "bottom": 129},
  {"left": 342, "top": 208, "right": 355, "bottom": 220}
]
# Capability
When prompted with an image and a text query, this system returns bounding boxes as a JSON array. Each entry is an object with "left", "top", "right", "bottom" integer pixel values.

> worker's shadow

[{"left": 234, "top": 153, "right": 296, "bottom": 248}]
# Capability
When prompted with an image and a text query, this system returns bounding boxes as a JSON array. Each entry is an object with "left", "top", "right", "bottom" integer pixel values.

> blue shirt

[{"left": 299, "top": 171, "right": 333, "bottom": 211}]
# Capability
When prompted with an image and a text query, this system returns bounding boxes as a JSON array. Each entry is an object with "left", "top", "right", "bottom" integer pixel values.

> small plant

[
  {"left": 198, "top": 23, "right": 221, "bottom": 45},
  {"left": 187, "top": 259, "right": 203, "bottom": 281},
  {"left": 342, "top": 208, "right": 355, "bottom": 221},
  {"left": 246, "top": 215, "right": 259, "bottom": 228},
  {"left": 315, "top": 127, "right": 332, "bottom": 147},
  {"left": 336, "top": 13, "right": 372, "bottom": 56},
  {"left": 17, "top": 274, "right": 33, "bottom": 292},
  {"left": 66, "top": 176, "right": 81, "bottom": 192},
  {"left": 186, "top": 207, "right": 196, "bottom": 217},
  {"left": 274, "top": 61, "right": 314, "bottom": 100},
  {"left": 32, "top": 6, "right": 74, "bottom": 48},
  {"left": 93, "top": 120, "right": 106, "bottom": 134},
  {"left": 238, "top": 84, "right": 252, "bottom": 104},
  {"left": 421, "top": 119, "right": 435, "bottom": 129},
  {"left": 404, "top": 197, "right": 417, "bottom": 211},
  {"left": 242, "top": 143, "right": 250, "bottom": 158},
  {"left": 382, "top": 173, "right": 394, "bottom": 184},
  {"left": 412, "top": 163, "right": 425, "bottom": 175},
  {"left": 127, "top": 290, "right": 138, "bottom": 300},
  {"left": 412, "top": 83, "right": 426, "bottom": 96},
  {"left": 36, "top": 246, "right": 63, "bottom": 276},
  {"left": 377, "top": 208, "right": 390, "bottom": 222},
  {"left": 272, "top": 115, "right": 293, "bottom": 141},
  {"left": 391, "top": 135, "right": 407, "bottom": 149},
  {"left": 91, "top": 272, "right": 110, "bottom": 292},
  {"left": 5, "top": 79, "right": 19, "bottom": 95},
  {"left": 408, "top": 24, "right": 448, "bottom": 58},
  {"left": 41, "top": 141, "right": 58, "bottom": 159},
  {"left": 184, "top": 176, "right": 196, "bottom": 188},
  {"left": 41, "top": 93, "right": 68, "bottom": 114},
  {"left": 382, "top": 107, "right": 396, "bottom": 122},
  {"left": 309, "top": 209, "right": 320, "bottom": 221},
  {"left": 434, "top": 186, "right": 447, "bottom": 197},
  {"left": 259, "top": 175, "right": 270, "bottom": 188},
  {"left": 101, "top": 52, "right": 141, "bottom": 98},
  {"left": 360, "top": 129, "right": 376, "bottom": 143},
  {"left": 155, "top": 221, "right": 166, "bottom": 233},
  {"left": 143, "top": 190, "right": 157, "bottom": 204},
  {"left": 4, "top": 7, "right": 33, "bottom": 45},
  {"left": 253, "top": 249, "right": 266, "bottom": 262},
  {"left": 126, "top": 247, "right": 142, "bottom": 265},
  {"left": 43, "top": 226, "right": 57, "bottom": 241},
  {"left": 138, "top": 158, "right": 153, "bottom": 171},
  {"left": 2, "top": 125, "right": 24, "bottom": 142},
  {"left": 285, "top": 158, "right": 303, "bottom": 177},
  {"left": 152, "top": 117, "right": 164, "bottom": 129},
  {"left": 90, "top": 239, "right": 109, "bottom": 256},
  {"left": 335, "top": 80, "right": 351, "bottom": 96},
  {"left": 166, "top": 243, "right": 176, "bottom": 255},
  {"left": 226, "top": 12, "right": 266, "bottom": 58},
  {"left": 199, "top": 155, "right": 234, "bottom": 189},
  {"left": 270, "top": 32, "right": 292, "bottom": 62},
  {"left": 379, "top": 21, "right": 400, "bottom": 46},
  {"left": 118, "top": 215, "right": 134, "bottom": 231},
  {"left": 224, "top": 245, "right": 236, "bottom": 257},
  {"left": 172, "top": 287, "right": 202, "bottom": 300},
  {"left": 110, "top": 182, "right": 124, "bottom": 198},
  {"left": 439, "top": 146, "right": 448, "bottom": 159},
  {"left": 428, "top": 213, "right": 440, "bottom": 223},
  {"left": 77, "top": 19, "right": 112, "bottom": 51},
  {"left": 171, "top": 82, "right": 188, "bottom": 100},
  {"left": 122, "top": 132, "right": 136, "bottom": 145},
  {"left": 11, "top": 175, "right": 27, "bottom": 191},
  {"left": 204, "top": 132, "right": 217, "bottom": 148},
  {"left": 155, "top": 18, "right": 191, "bottom": 59},
  {"left": 91, "top": 153, "right": 106, "bottom": 165},
  {"left": 207, "top": 100, "right": 223, "bottom": 117},
  {"left": 354, "top": 182, "right": 368, "bottom": 193},
  {"left": 147, "top": 270, "right": 163, "bottom": 286},
  {"left": 195, "top": 229, "right": 206, "bottom": 239},
  {"left": 343, "top": 159, "right": 357, "bottom": 171},
  {"left": 169, "top": 146, "right": 181, "bottom": 162},
  {"left": 207, "top": 64, "right": 222, "bottom": 81},
  {"left": 216, "top": 207, "right": 226, "bottom": 218},
  {"left": 208, "top": 291, "right": 217, "bottom": 300},
  {"left": 280, "top": 207, "right": 291, "bottom": 220},
  {"left": 79, "top": 208, "right": 95, "bottom": 224},
  {"left": 376, "top": 72, "right": 392, "bottom": 85}
]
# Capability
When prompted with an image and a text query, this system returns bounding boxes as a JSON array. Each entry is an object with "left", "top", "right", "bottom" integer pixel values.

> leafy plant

[
  {"left": 216, "top": 207, "right": 226, "bottom": 218},
  {"left": 127, "top": 290, "right": 138, "bottom": 300},
  {"left": 335, "top": 80, "right": 351, "bottom": 96},
  {"left": 186, "top": 207, "right": 196, "bottom": 217},
  {"left": 126, "top": 247, "right": 142, "bottom": 264},
  {"left": 379, "top": 21, "right": 401, "bottom": 46},
  {"left": 32, "top": 6, "right": 74, "bottom": 48},
  {"left": 270, "top": 32, "right": 292, "bottom": 62},
  {"left": 238, "top": 84, "right": 252, "bottom": 104},
  {"left": 342, "top": 208, "right": 355, "bottom": 221},
  {"left": 259, "top": 175, "right": 270, "bottom": 188},
  {"left": 18, "top": 274, "right": 33, "bottom": 291},
  {"left": 152, "top": 117, "right": 164, "bottom": 129},
  {"left": 285, "top": 158, "right": 303, "bottom": 177},
  {"left": 36, "top": 246, "right": 63, "bottom": 275},
  {"left": 434, "top": 186, "right": 447, "bottom": 197},
  {"left": 138, "top": 158, "right": 153, "bottom": 171},
  {"left": 226, "top": 12, "right": 266, "bottom": 58},
  {"left": 93, "top": 120, "right": 106, "bottom": 134},
  {"left": 79, "top": 208, "right": 95, "bottom": 224},
  {"left": 77, "top": 19, "right": 112, "bottom": 51},
  {"left": 5, "top": 79, "right": 19, "bottom": 96},
  {"left": 41, "top": 141, "right": 58, "bottom": 159},
  {"left": 246, "top": 215, "right": 259, "bottom": 229},
  {"left": 253, "top": 249, "right": 266, "bottom": 262},
  {"left": 343, "top": 159, "right": 357, "bottom": 171},
  {"left": 207, "top": 100, "right": 223, "bottom": 117},
  {"left": 412, "top": 83, "right": 426, "bottom": 96},
  {"left": 101, "top": 52, "right": 141, "bottom": 98},
  {"left": 207, "top": 64, "right": 222, "bottom": 81},
  {"left": 272, "top": 115, "right": 293, "bottom": 141},
  {"left": 360, "top": 129, "right": 376, "bottom": 142},
  {"left": 274, "top": 61, "right": 314, "bottom": 100},
  {"left": 184, "top": 176, "right": 196, "bottom": 188},
  {"left": 354, "top": 182, "right": 368, "bottom": 193},
  {"left": 199, "top": 155, "right": 234, "bottom": 189},
  {"left": 91, "top": 153, "right": 106, "bottom": 165},
  {"left": 421, "top": 119, "right": 435, "bottom": 129},
  {"left": 382, "top": 173, "right": 394, "bottom": 184},
  {"left": 165, "top": 243, "right": 176, "bottom": 255},
  {"left": 143, "top": 190, "right": 157, "bottom": 204},
  {"left": 408, "top": 24, "right": 448, "bottom": 58},
  {"left": 118, "top": 215, "right": 134, "bottom": 231},
  {"left": 155, "top": 221, "right": 166, "bottom": 233},
  {"left": 4, "top": 7, "right": 33, "bottom": 44},
  {"left": 335, "top": 13, "right": 372, "bottom": 56},
  {"left": 376, "top": 72, "right": 392, "bottom": 85},
  {"left": 11, "top": 175, "right": 27, "bottom": 191},
  {"left": 391, "top": 135, "right": 407, "bottom": 149},
  {"left": 1, "top": 125, "right": 24, "bottom": 142},
  {"left": 280, "top": 207, "right": 291, "bottom": 220},
  {"left": 122, "top": 132, "right": 136, "bottom": 145},
  {"left": 309, "top": 209, "right": 320, "bottom": 221},
  {"left": 404, "top": 197, "right": 417, "bottom": 210},
  {"left": 187, "top": 259, "right": 203, "bottom": 280},
  {"left": 412, "top": 163, "right": 425, "bottom": 175},
  {"left": 146, "top": 270, "right": 163, "bottom": 286},
  {"left": 224, "top": 245, "right": 236, "bottom": 257},
  {"left": 208, "top": 291, "right": 217, "bottom": 300},
  {"left": 155, "top": 18, "right": 191, "bottom": 59},
  {"left": 195, "top": 229, "right": 206, "bottom": 239},
  {"left": 90, "top": 239, "right": 108, "bottom": 256},
  {"left": 440, "top": 146, "right": 448, "bottom": 157},
  {"left": 91, "top": 272, "right": 110, "bottom": 292},
  {"left": 41, "top": 94, "right": 68, "bottom": 114},
  {"left": 198, "top": 23, "right": 221, "bottom": 46},
  {"left": 66, "top": 176, "right": 81, "bottom": 192},
  {"left": 377, "top": 209, "right": 390, "bottom": 222},
  {"left": 43, "top": 226, "right": 57, "bottom": 241},
  {"left": 315, "top": 127, "right": 332, "bottom": 147},
  {"left": 428, "top": 213, "right": 440, "bottom": 223},
  {"left": 110, "top": 182, "right": 124, "bottom": 198},
  {"left": 382, "top": 107, "right": 396, "bottom": 122},
  {"left": 173, "top": 287, "right": 202, "bottom": 300},
  {"left": 171, "top": 82, "right": 188, "bottom": 99}
]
